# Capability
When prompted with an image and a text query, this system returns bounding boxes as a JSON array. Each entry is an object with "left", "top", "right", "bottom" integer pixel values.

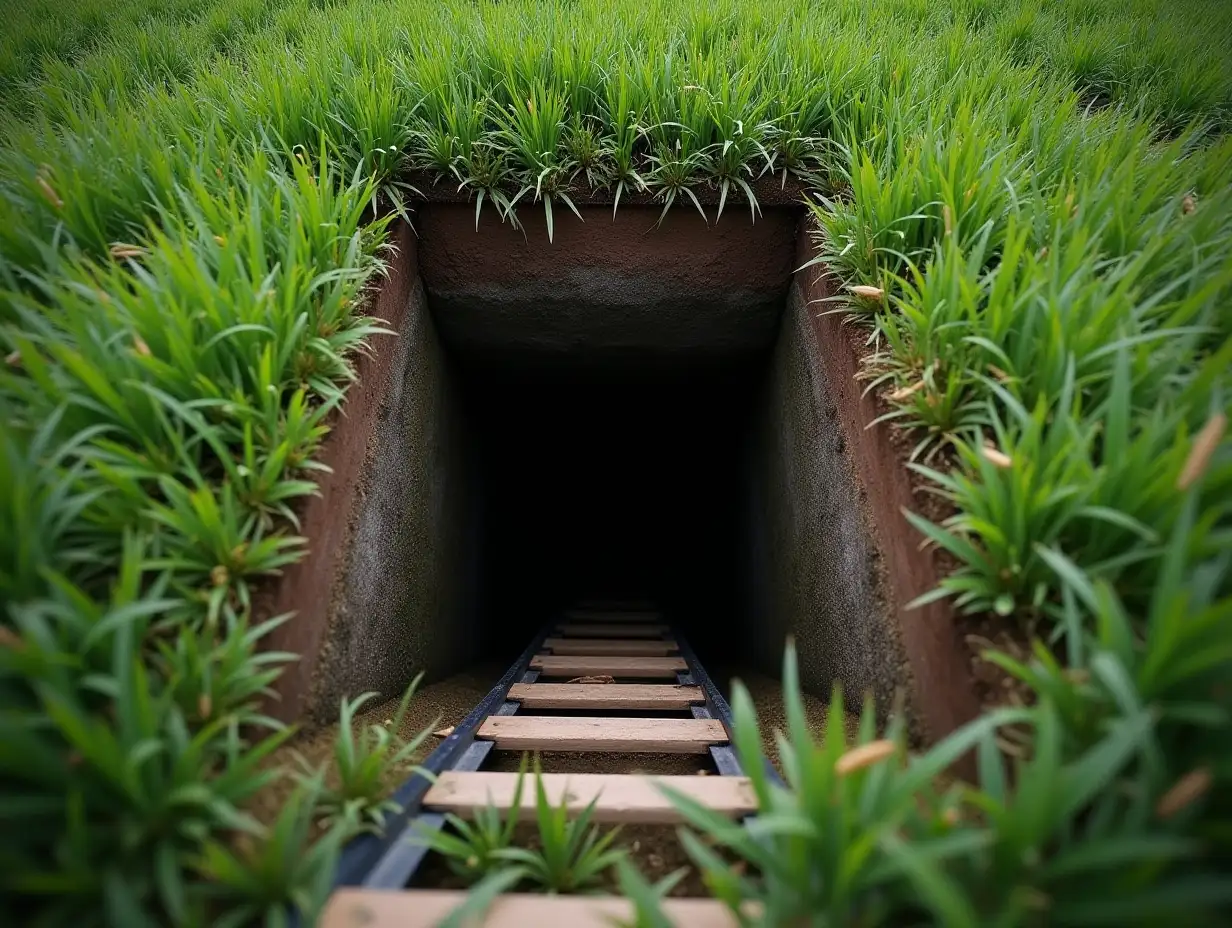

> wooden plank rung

[
  {"left": 531, "top": 654, "right": 686, "bottom": 678},
  {"left": 424, "top": 772, "right": 756, "bottom": 823},
  {"left": 507, "top": 682, "right": 702, "bottom": 710},
  {"left": 555, "top": 623, "right": 667, "bottom": 638},
  {"left": 476, "top": 716, "right": 725, "bottom": 753},
  {"left": 321, "top": 890, "right": 744, "bottom": 928},
  {"left": 565, "top": 609, "right": 663, "bottom": 623},
  {"left": 543, "top": 637, "right": 678, "bottom": 656}
]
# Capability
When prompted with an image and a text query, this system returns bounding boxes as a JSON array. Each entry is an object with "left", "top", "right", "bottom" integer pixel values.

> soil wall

[
  {"left": 784, "top": 223, "right": 980, "bottom": 743},
  {"left": 263, "top": 220, "right": 481, "bottom": 725},
  {"left": 746, "top": 282, "right": 911, "bottom": 729},
  {"left": 416, "top": 205, "right": 798, "bottom": 364}
]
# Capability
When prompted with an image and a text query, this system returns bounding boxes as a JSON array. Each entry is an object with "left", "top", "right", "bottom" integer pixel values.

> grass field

[{"left": 1, "top": 0, "right": 1230, "bottom": 924}]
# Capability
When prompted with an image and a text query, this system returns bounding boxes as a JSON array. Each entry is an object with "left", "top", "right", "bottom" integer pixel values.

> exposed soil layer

[
  {"left": 406, "top": 171, "right": 810, "bottom": 209},
  {"left": 792, "top": 223, "right": 981, "bottom": 744},
  {"left": 304, "top": 269, "right": 479, "bottom": 726},
  {"left": 259, "top": 219, "right": 419, "bottom": 724},
  {"left": 746, "top": 276, "right": 913, "bottom": 734},
  {"left": 416, "top": 203, "right": 800, "bottom": 367}
]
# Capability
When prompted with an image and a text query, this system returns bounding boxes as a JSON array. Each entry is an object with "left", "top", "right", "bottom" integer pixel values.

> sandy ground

[{"left": 734, "top": 670, "right": 861, "bottom": 770}]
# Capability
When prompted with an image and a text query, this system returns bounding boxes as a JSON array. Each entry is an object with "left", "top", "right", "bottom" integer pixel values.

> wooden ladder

[{"left": 321, "top": 606, "right": 750, "bottom": 926}]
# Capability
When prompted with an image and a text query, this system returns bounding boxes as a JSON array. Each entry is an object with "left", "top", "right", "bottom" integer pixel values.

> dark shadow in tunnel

[{"left": 454, "top": 353, "right": 766, "bottom": 674}]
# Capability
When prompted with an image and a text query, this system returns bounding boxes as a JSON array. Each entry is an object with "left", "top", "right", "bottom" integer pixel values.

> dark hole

[{"left": 453, "top": 350, "right": 768, "bottom": 677}]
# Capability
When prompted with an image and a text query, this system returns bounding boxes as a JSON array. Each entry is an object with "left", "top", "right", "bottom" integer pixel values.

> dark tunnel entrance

[
  {"left": 456, "top": 354, "right": 766, "bottom": 678},
  {"left": 279, "top": 210, "right": 915, "bottom": 732}
]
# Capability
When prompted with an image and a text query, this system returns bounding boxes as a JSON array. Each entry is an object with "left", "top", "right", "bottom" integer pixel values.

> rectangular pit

[{"left": 264, "top": 201, "right": 977, "bottom": 744}]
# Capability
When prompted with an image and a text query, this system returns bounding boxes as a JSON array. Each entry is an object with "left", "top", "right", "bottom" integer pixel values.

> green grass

[
  {"left": 419, "top": 756, "right": 626, "bottom": 894},
  {"left": 1, "top": 0, "right": 1230, "bottom": 923},
  {"left": 662, "top": 641, "right": 1231, "bottom": 925},
  {"left": 297, "top": 676, "right": 435, "bottom": 832},
  {"left": 0, "top": 0, "right": 339, "bottom": 123}
]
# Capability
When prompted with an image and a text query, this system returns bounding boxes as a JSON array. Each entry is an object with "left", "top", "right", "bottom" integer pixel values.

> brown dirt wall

[
  {"left": 261, "top": 219, "right": 482, "bottom": 727},
  {"left": 415, "top": 203, "right": 800, "bottom": 364},
  {"left": 788, "top": 223, "right": 981, "bottom": 744},
  {"left": 746, "top": 270, "right": 915, "bottom": 734}
]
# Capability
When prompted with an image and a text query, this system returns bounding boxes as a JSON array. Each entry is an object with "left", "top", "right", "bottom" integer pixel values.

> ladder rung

[
  {"left": 321, "top": 890, "right": 744, "bottom": 928},
  {"left": 507, "top": 682, "right": 702, "bottom": 709},
  {"left": 476, "top": 716, "right": 726, "bottom": 753},
  {"left": 554, "top": 623, "right": 667, "bottom": 638},
  {"left": 424, "top": 772, "right": 756, "bottom": 823},
  {"left": 565, "top": 609, "right": 664, "bottom": 623},
  {"left": 543, "top": 637, "right": 678, "bottom": 656},
  {"left": 530, "top": 655, "right": 686, "bottom": 678}
]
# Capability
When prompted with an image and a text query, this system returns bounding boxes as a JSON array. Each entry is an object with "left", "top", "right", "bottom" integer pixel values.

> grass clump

[
  {"left": 419, "top": 767, "right": 526, "bottom": 883},
  {"left": 419, "top": 756, "right": 626, "bottom": 893},
  {"left": 297, "top": 676, "right": 435, "bottom": 832},
  {"left": 195, "top": 772, "right": 348, "bottom": 928},
  {"left": 659, "top": 641, "right": 1231, "bottom": 925}
]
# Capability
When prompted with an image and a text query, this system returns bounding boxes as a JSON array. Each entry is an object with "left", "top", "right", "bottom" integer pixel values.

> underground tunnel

[
  {"left": 462, "top": 357, "right": 759, "bottom": 671},
  {"left": 259, "top": 195, "right": 980, "bottom": 751}
]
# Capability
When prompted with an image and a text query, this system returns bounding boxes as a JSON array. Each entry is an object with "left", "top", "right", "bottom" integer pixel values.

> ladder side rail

[
  {"left": 331, "top": 626, "right": 550, "bottom": 890},
  {"left": 673, "top": 629, "right": 783, "bottom": 785}
]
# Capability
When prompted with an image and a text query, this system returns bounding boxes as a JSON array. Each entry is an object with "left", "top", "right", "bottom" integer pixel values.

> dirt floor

[
  {"left": 250, "top": 662, "right": 856, "bottom": 895},
  {"left": 248, "top": 663, "right": 508, "bottom": 828},
  {"left": 735, "top": 670, "right": 860, "bottom": 769}
]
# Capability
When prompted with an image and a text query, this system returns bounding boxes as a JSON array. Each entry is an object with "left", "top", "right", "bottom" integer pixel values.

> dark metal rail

[
  {"left": 672, "top": 628, "right": 743, "bottom": 776},
  {"left": 331, "top": 626, "right": 550, "bottom": 889}
]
